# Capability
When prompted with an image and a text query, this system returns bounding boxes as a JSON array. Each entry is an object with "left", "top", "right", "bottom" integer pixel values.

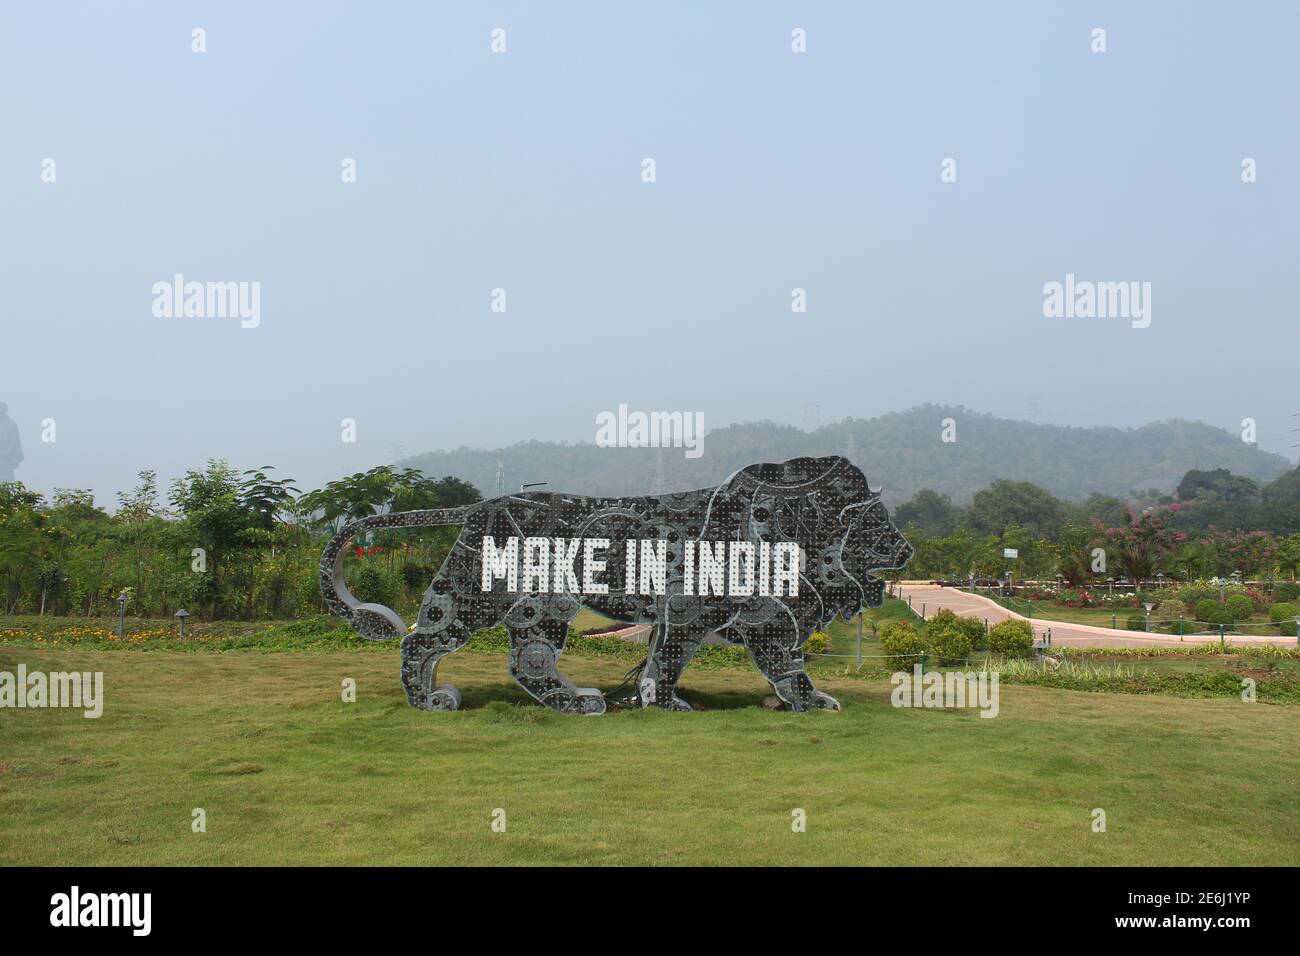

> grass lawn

[
  {"left": 819, "top": 598, "right": 920, "bottom": 661},
  {"left": 2, "top": 643, "right": 1296, "bottom": 866},
  {"left": 986, "top": 596, "right": 1288, "bottom": 636}
]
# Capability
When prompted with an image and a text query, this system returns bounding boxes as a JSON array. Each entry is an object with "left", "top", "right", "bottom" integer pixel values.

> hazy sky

[{"left": 2, "top": 1, "right": 1297, "bottom": 505}]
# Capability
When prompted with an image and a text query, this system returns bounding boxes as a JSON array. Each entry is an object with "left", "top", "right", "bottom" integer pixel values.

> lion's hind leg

[
  {"left": 739, "top": 622, "right": 840, "bottom": 713},
  {"left": 508, "top": 619, "right": 606, "bottom": 715}
]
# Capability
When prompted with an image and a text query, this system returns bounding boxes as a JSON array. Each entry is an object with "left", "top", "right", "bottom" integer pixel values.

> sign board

[{"left": 1003, "top": 548, "right": 1019, "bottom": 559}]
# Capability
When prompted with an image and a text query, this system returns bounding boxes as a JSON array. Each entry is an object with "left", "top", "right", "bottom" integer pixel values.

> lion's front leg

[
  {"left": 637, "top": 624, "right": 704, "bottom": 711},
  {"left": 739, "top": 622, "right": 840, "bottom": 713}
]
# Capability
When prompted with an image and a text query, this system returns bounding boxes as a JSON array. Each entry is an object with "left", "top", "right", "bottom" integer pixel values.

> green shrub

[
  {"left": 1126, "top": 612, "right": 1148, "bottom": 631},
  {"left": 880, "top": 619, "right": 927, "bottom": 670},
  {"left": 350, "top": 562, "right": 401, "bottom": 607},
  {"left": 400, "top": 563, "right": 434, "bottom": 592},
  {"left": 1268, "top": 602, "right": 1297, "bottom": 624},
  {"left": 987, "top": 619, "right": 1033, "bottom": 656},
  {"left": 1156, "top": 599, "right": 1187, "bottom": 621},
  {"left": 1194, "top": 598, "right": 1221, "bottom": 623},
  {"left": 926, "top": 623, "right": 974, "bottom": 666},
  {"left": 804, "top": 631, "right": 830, "bottom": 655},
  {"left": 930, "top": 608, "right": 986, "bottom": 650},
  {"left": 1205, "top": 607, "right": 1234, "bottom": 630},
  {"left": 928, "top": 608, "right": 959, "bottom": 627},
  {"left": 1224, "top": 594, "right": 1255, "bottom": 622},
  {"left": 1272, "top": 582, "right": 1298, "bottom": 603},
  {"left": 953, "top": 614, "right": 988, "bottom": 651}
]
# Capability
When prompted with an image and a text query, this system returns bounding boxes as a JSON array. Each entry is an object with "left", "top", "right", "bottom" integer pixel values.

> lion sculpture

[{"left": 320, "top": 456, "right": 912, "bottom": 714}]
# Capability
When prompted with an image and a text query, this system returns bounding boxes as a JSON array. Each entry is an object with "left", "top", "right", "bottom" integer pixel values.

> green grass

[
  {"left": 2, "top": 643, "right": 1296, "bottom": 865},
  {"left": 988, "top": 596, "right": 1288, "bottom": 634}
]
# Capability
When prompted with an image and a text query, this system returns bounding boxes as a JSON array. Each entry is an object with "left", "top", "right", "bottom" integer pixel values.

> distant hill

[{"left": 400, "top": 404, "right": 1292, "bottom": 507}]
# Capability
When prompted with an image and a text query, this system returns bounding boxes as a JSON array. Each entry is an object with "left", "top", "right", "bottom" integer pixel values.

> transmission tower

[{"left": 801, "top": 401, "right": 820, "bottom": 433}]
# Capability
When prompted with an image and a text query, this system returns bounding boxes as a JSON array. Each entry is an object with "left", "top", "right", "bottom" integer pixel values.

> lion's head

[
  {"left": 839, "top": 488, "right": 913, "bottom": 611},
  {"left": 724, "top": 455, "right": 912, "bottom": 620}
]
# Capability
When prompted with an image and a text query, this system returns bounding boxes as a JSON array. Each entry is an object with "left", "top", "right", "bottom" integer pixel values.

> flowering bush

[{"left": 1059, "top": 588, "right": 1098, "bottom": 608}]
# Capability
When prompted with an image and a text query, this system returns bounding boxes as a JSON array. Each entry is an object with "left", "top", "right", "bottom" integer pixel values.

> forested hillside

[{"left": 402, "top": 405, "right": 1291, "bottom": 505}]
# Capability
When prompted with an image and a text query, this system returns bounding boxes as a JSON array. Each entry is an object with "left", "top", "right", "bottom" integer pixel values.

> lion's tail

[{"left": 319, "top": 508, "right": 467, "bottom": 640}]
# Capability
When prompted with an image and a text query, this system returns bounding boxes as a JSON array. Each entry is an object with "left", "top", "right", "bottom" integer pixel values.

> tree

[
  {"left": 894, "top": 489, "right": 959, "bottom": 535},
  {"left": 967, "top": 480, "right": 1065, "bottom": 541},
  {"left": 1176, "top": 468, "right": 1261, "bottom": 504},
  {"left": 169, "top": 460, "right": 254, "bottom": 616},
  {"left": 0, "top": 483, "right": 47, "bottom": 614},
  {"left": 297, "top": 466, "right": 476, "bottom": 533},
  {"left": 427, "top": 475, "right": 481, "bottom": 508},
  {"left": 1193, "top": 529, "right": 1276, "bottom": 578},
  {"left": 116, "top": 471, "right": 160, "bottom": 523},
  {"left": 1094, "top": 510, "right": 1177, "bottom": 584},
  {"left": 1276, "top": 534, "right": 1300, "bottom": 582},
  {"left": 1055, "top": 523, "right": 1095, "bottom": 586},
  {"left": 239, "top": 467, "right": 300, "bottom": 531},
  {"left": 1257, "top": 468, "right": 1300, "bottom": 535},
  {"left": 1073, "top": 493, "right": 1129, "bottom": 529}
]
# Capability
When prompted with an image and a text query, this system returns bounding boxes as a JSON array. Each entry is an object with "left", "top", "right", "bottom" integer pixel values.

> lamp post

[
  {"left": 117, "top": 590, "right": 128, "bottom": 640},
  {"left": 1143, "top": 602, "right": 1154, "bottom": 633},
  {"left": 1107, "top": 576, "right": 1113, "bottom": 596},
  {"left": 175, "top": 608, "right": 190, "bottom": 639}
]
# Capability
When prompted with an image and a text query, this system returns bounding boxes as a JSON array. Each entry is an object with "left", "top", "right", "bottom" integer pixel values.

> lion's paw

[
  {"left": 812, "top": 691, "right": 841, "bottom": 711},
  {"left": 410, "top": 684, "right": 462, "bottom": 712}
]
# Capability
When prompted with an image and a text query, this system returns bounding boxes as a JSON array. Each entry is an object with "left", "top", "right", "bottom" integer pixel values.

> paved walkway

[{"left": 892, "top": 585, "right": 1297, "bottom": 649}]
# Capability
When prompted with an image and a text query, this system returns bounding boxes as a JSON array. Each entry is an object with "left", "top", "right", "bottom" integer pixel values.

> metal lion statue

[{"left": 320, "top": 456, "right": 912, "bottom": 714}]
